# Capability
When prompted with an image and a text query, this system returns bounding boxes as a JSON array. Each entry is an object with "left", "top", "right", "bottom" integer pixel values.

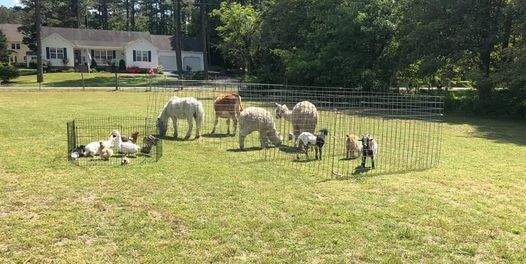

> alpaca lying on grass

[
  {"left": 211, "top": 93, "right": 243, "bottom": 135},
  {"left": 275, "top": 101, "right": 318, "bottom": 141},
  {"left": 157, "top": 96, "right": 204, "bottom": 140},
  {"left": 84, "top": 136, "right": 115, "bottom": 157},
  {"left": 238, "top": 107, "right": 282, "bottom": 150}
]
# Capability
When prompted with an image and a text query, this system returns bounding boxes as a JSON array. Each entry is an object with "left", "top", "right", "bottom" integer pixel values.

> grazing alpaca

[
  {"left": 360, "top": 135, "right": 378, "bottom": 169},
  {"left": 275, "top": 101, "right": 318, "bottom": 141},
  {"left": 99, "top": 141, "right": 113, "bottom": 160},
  {"left": 112, "top": 130, "right": 141, "bottom": 155},
  {"left": 211, "top": 93, "right": 243, "bottom": 135},
  {"left": 345, "top": 134, "right": 362, "bottom": 159},
  {"left": 157, "top": 96, "right": 204, "bottom": 140},
  {"left": 238, "top": 107, "right": 282, "bottom": 150},
  {"left": 296, "top": 129, "right": 328, "bottom": 160}
]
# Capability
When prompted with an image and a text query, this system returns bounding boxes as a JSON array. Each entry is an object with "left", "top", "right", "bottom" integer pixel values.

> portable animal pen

[
  {"left": 67, "top": 117, "right": 162, "bottom": 166},
  {"left": 145, "top": 81, "right": 443, "bottom": 177}
]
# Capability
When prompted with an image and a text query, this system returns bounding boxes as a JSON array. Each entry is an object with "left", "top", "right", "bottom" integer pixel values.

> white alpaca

[
  {"left": 238, "top": 107, "right": 282, "bottom": 150},
  {"left": 157, "top": 96, "right": 204, "bottom": 140},
  {"left": 275, "top": 101, "right": 318, "bottom": 141},
  {"left": 111, "top": 130, "right": 141, "bottom": 155}
]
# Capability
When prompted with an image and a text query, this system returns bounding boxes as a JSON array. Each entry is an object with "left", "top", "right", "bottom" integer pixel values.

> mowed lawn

[{"left": 0, "top": 91, "right": 525, "bottom": 262}]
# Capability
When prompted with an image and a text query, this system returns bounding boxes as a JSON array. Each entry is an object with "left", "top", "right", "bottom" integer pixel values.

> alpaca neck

[{"left": 282, "top": 109, "right": 293, "bottom": 122}]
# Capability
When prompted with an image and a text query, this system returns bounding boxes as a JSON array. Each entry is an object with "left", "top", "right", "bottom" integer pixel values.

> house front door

[{"left": 74, "top": 50, "right": 81, "bottom": 65}]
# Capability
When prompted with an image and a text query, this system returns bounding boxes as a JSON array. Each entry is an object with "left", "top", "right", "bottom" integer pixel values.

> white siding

[
  {"left": 125, "top": 38, "right": 158, "bottom": 69},
  {"left": 41, "top": 34, "right": 74, "bottom": 67}
]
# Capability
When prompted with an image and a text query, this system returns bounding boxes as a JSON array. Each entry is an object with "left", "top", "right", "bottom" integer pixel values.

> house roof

[
  {"left": 40, "top": 26, "right": 203, "bottom": 52},
  {"left": 0, "top": 24, "right": 23, "bottom": 42}
]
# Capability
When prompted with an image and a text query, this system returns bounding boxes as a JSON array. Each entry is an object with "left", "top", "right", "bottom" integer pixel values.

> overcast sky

[{"left": 0, "top": 0, "right": 20, "bottom": 8}]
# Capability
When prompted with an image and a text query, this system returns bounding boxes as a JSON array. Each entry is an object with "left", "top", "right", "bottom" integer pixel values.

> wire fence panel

[
  {"left": 143, "top": 81, "right": 443, "bottom": 177},
  {"left": 66, "top": 117, "right": 162, "bottom": 166}
]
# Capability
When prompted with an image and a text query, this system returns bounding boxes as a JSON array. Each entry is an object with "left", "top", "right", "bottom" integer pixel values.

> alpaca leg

[
  {"left": 315, "top": 147, "right": 319, "bottom": 160},
  {"left": 172, "top": 118, "right": 178, "bottom": 139},
  {"left": 371, "top": 155, "right": 375, "bottom": 169},
  {"left": 232, "top": 116, "right": 238, "bottom": 135},
  {"left": 211, "top": 114, "right": 219, "bottom": 134},
  {"left": 239, "top": 135, "right": 246, "bottom": 150},
  {"left": 185, "top": 116, "right": 193, "bottom": 140},
  {"left": 259, "top": 134, "right": 268, "bottom": 149},
  {"left": 226, "top": 118, "right": 231, "bottom": 135},
  {"left": 195, "top": 117, "right": 201, "bottom": 139}
]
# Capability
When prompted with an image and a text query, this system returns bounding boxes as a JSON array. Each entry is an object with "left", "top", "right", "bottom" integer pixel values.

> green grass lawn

[
  {"left": 0, "top": 91, "right": 525, "bottom": 262},
  {"left": 4, "top": 72, "right": 173, "bottom": 87}
]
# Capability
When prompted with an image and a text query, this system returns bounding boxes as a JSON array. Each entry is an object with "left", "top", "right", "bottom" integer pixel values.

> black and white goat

[
  {"left": 296, "top": 128, "right": 329, "bottom": 160},
  {"left": 360, "top": 135, "right": 378, "bottom": 169}
]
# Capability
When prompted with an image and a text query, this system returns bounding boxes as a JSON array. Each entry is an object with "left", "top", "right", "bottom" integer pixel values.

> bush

[
  {"left": 126, "top": 66, "right": 140, "bottom": 74},
  {"left": 0, "top": 63, "right": 20, "bottom": 83},
  {"left": 156, "top": 65, "right": 164, "bottom": 74},
  {"left": 445, "top": 90, "right": 526, "bottom": 120},
  {"left": 118, "top": 59, "right": 126, "bottom": 72}
]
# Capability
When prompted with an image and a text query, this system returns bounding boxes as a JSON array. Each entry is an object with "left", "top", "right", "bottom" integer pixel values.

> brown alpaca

[
  {"left": 211, "top": 93, "right": 243, "bottom": 135},
  {"left": 122, "top": 131, "right": 139, "bottom": 143}
]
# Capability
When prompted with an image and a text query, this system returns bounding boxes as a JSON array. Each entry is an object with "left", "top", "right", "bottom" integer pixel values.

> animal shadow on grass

[
  {"left": 157, "top": 135, "right": 199, "bottom": 142},
  {"left": 278, "top": 145, "right": 299, "bottom": 154},
  {"left": 292, "top": 158, "right": 319, "bottom": 163},
  {"left": 202, "top": 133, "right": 233, "bottom": 138},
  {"left": 340, "top": 157, "right": 359, "bottom": 161},
  {"left": 227, "top": 147, "right": 262, "bottom": 152}
]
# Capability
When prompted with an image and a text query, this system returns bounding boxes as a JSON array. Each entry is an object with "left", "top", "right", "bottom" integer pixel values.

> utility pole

[
  {"left": 35, "top": 0, "right": 43, "bottom": 84},
  {"left": 174, "top": 0, "right": 183, "bottom": 79},
  {"left": 200, "top": 0, "right": 208, "bottom": 80}
]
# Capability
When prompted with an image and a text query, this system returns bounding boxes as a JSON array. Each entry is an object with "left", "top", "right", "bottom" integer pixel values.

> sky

[{"left": 0, "top": 0, "right": 20, "bottom": 8}]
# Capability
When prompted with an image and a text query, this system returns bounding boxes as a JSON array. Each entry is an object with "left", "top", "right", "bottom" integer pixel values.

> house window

[
  {"left": 93, "top": 50, "right": 114, "bottom": 63},
  {"left": 23, "top": 56, "right": 26, "bottom": 62},
  {"left": 50, "top": 47, "right": 64, "bottom": 59},
  {"left": 11, "top": 43, "right": 15, "bottom": 49},
  {"left": 134, "top": 50, "right": 150, "bottom": 62},
  {"left": 16, "top": 44, "right": 20, "bottom": 49}
]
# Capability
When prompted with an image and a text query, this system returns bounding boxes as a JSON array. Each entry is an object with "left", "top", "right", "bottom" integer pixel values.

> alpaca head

[
  {"left": 274, "top": 103, "right": 289, "bottom": 119},
  {"left": 156, "top": 118, "right": 167, "bottom": 136}
]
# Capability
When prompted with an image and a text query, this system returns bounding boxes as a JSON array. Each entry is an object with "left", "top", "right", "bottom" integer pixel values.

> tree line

[{"left": 1, "top": 0, "right": 525, "bottom": 102}]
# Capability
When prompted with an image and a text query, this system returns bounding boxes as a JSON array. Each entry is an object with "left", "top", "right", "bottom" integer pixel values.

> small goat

[
  {"left": 345, "top": 134, "right": 362, "bottom": 159},
  {"left": 296, "top": 128, "right": 328, "bottom": 160},
  {"left": 360, "top": 135, "right": 378, "bottom": 169}
]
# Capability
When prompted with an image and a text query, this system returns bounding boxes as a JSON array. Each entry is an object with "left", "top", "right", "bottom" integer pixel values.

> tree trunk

[
  {"left": 131, "top": 0, "right": 136, "bottom": 30},
  {"left": 175, "top": 0, "right": 183, "bottom": 78},
  {"left": 126, "top": 0, "right": 130, "bottom": 31},
  {"left": 201, "top": 0, "right": 208, "bottom": 80},
  {"left": 35, "top": 0, "right": 43, "bottom": 83}
]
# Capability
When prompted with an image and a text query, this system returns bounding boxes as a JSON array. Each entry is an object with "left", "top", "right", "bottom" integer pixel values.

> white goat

[
  {"left": 157, "top": 96, "right": 204, "bottom": 140},
  {"left": 296, "top": 129, "right": 328, "bottom": 160}
]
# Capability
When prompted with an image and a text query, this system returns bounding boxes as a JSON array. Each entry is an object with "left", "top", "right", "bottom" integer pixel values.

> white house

[
  {"left": 40, "top": 26, "right": 204, "bottom": 71},
  {"left": 0, "top": 24, "right": 32, "bottom": 65},
  {"left": 0, "top": 24, "right": 204, "bottom": 72}
]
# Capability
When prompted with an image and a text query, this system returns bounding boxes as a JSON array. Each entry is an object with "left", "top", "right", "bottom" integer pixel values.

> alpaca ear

[{"left": 274, "top": 102, "right": 280, "bottom": 107}]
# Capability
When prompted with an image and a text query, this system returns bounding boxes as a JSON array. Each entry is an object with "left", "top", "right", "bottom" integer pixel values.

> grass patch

[{"left": 0, "top": 91, "right": 525, "bottom": 262}]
